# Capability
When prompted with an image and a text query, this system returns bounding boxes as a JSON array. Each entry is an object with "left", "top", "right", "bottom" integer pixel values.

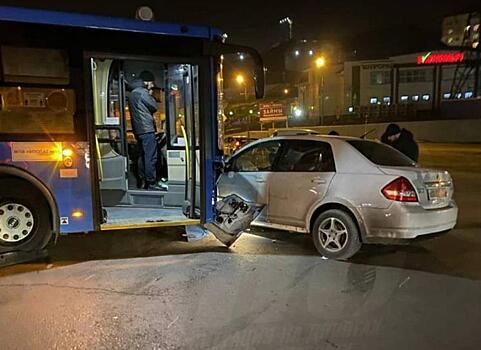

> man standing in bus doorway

[{"left": 129, "top": 71, "right": 165, "bottom": 191}]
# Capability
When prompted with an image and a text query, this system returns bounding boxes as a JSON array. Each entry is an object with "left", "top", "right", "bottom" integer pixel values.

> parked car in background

[
  {"left": 218, "top": 135, "right": 458, "bottom": 259},
  {"left": 224, "top": 135, "right": 256, "bottom": 155}
]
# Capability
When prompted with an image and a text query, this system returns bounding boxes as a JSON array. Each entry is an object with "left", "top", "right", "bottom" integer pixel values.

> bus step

[{"left": 128, "top": 190, "right": 184, "bottom": 208}]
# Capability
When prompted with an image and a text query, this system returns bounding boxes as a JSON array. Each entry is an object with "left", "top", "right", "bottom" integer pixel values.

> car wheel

[
  {"left": 0, "top": 178, "right": 53, "bottom": 253},
  {"left": 312, "top": 209, "right": 361, "bottom": 260}
]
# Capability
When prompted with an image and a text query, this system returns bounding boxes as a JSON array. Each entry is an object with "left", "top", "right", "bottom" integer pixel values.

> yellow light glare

[
  {"left": 62, "top": 148, "right": 73, "bottom": 157},
  {"left": 53, "top": 144, "right": 64, "bottom": 162},
  {"left": 315, "top": 56, "right": 326, "bottom": 68},
  {"left": 284, "top": 88, "right": 289, "bottom": 94},
  {"left": 71, "top": 210, "right": 84, "bottom": 219},
  {"left": 235, "top": 74, "right": 245, "bottom": 85}
]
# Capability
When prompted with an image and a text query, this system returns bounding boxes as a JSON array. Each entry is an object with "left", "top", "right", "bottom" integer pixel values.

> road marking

[
  {"left": 399, "top": 276, "right": 411, "bottom": 288},
  {"left": 84, "top": 274, "right": 95, "bottom": 281},
  {"left": 167, "top": 316, "right": 179, "bottom": 329}
]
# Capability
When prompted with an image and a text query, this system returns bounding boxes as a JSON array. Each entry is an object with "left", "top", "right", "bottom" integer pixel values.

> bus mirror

[{"left": 204, "top": 42, "right": 265, "bottom": 99}]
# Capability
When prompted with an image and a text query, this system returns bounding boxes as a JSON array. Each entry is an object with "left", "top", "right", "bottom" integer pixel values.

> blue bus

[{"left": 0, "top": 6, "right": 265, "bottom": 261}]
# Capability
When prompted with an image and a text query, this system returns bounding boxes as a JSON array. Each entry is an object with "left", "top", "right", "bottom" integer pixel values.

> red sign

[
  {"left": 259, "top": 103, "right": 287, "bottom": 122},
  {"left": 416, "top": 52, "right": 464, "bottom": 65}
]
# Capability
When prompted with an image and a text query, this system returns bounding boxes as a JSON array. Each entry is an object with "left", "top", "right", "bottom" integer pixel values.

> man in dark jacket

[
  {"left": 128, "top": 71, "right": 164, "bottom": 191},
  {"left": 381, "top": 123, "right": 419, "bottom": 162}
]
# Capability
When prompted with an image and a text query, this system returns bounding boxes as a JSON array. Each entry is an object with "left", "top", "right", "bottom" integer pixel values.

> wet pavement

[{"left": 0, "top": 143, "right": 481, "bottom": 349}]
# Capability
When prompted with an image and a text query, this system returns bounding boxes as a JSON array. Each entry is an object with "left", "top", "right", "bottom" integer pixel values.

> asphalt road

[{"left": 0, "top": 143, "right": 480, "bottom": 349}]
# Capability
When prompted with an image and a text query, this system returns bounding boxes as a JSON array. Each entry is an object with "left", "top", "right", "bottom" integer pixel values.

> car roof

[
  {"left": 0, "top": 6, "right": 222, "bottom": 39},
  {"left": 267, "top": 134, "right": 368, "bottom": 143},
  {"left": 271, "top": 128, "right": 320, "bottom": 136}
]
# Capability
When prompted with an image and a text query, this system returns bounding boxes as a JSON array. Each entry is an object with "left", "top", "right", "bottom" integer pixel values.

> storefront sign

[
  {"left": 417, "top": 52, "right": 464, "bottom": 65},
  {"left": 259, "top": 103, "right": 287, "bottom": 122}
]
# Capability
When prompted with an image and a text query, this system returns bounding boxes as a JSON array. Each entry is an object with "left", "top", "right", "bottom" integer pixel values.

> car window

[
  {"left": 348, "top": 140, "right": 415, "bottom": 167},
  {"left": 275, "top": 140, "right": 336, "bottom": 172},
  {"left": 232, "top": 141, "right": 281, "bottom": 172}
]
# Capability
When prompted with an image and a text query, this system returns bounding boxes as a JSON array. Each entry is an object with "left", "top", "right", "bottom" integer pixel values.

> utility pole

[
  {"left": 320, "top": 74, "right": 325, "bottom": 126},
  {"left": 315, "top": 56, "right": 326, "bottom": 126}
]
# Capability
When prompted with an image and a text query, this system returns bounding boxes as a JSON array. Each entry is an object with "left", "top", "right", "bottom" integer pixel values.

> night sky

[{"left": 0, "top": 0, "right": 479, "bottom": 56}]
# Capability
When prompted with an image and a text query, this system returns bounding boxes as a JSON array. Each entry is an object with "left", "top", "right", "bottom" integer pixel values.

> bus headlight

[
  {"left": 61, "top": 148, "right": 74, "bottom": 168},
  {"left": 62, "top": 148, "right": 73, "bottom": 157}
]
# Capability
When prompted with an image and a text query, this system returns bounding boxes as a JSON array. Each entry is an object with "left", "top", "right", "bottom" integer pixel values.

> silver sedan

[{"left": 218, "top": 135, "right": 458, "bottom": 260}]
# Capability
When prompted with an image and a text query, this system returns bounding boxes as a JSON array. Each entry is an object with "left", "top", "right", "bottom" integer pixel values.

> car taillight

[{"left": 382, "top": 177, "right": 418, "bottom": 202}]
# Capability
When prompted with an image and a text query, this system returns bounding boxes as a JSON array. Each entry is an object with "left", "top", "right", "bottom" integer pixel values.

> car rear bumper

[{"left": 360, "top": 201, "right": 458, "bottom": 240}]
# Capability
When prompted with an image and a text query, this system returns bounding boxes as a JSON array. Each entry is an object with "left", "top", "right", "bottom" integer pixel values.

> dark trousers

[{"left": 135, "top": 132, "right": 157, "bottom": 184}]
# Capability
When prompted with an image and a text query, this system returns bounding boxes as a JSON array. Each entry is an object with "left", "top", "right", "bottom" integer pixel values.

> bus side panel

[{"left": 0, "top": 141, "right": 94, "bottom": 234}]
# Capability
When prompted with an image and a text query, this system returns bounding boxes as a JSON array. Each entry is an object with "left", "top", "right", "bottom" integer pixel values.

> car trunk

[{"left": 379, "top": 166, "right": 454, "bottom": 209}]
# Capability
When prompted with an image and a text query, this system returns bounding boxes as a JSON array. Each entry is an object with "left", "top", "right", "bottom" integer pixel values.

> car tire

[
  {"left": 312, "top": 209, "right": 361, "bottom": 260},
  {"left": 0, "top": 178, "right": 53, "bottom": 253}
]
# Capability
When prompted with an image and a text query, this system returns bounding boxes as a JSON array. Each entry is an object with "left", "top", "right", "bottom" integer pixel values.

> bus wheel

[{"left": 0, "top": 178, "right": 53, "bottom": 252}]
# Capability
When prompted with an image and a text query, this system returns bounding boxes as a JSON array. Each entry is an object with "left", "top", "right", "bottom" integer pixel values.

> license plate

[{"left": 428, "top": 187, "right": 448, "bottom": 199}]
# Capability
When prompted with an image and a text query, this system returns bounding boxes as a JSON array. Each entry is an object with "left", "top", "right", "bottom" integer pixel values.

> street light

[
  {"left": 235, "top": 74, "right": 245, "bottom": 86},
  {"left": 235, "top": 74, "right": 250, "bottom": 137},
  {"left": 315, "top": 56, "right": 326, "bottom": 125},
  {"left": 279, "top": 17, "right": 293, "bottom": 40},
  {"left": 235, "top": 74, "right": 248, "bottom": 103},
  {"left": 294, "top": 107, "right": 303, "bottom": 118},
  {"left": 315, "top": 56, "right": 326, "bottom": 68}
]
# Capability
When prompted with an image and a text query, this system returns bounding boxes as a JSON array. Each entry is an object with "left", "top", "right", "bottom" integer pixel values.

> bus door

[
  {"left": 91, "top": 57, "right": 200, "bottom": 226},
  {"left": 197, "top": 50, "right": 266, "bottom": 246},
  {"left": 91, "top": 59, "right": 128, "bottom": 194},
  {"left": 165, "top": 62, "right": 264, "bottom": 245},
  {"left": 165, "top": 64, "right": 200, "bottom": 218}
]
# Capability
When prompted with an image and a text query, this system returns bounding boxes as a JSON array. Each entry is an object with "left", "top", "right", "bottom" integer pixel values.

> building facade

[{"left": 298, "top": 50, "right": 480, "bottom": 126}]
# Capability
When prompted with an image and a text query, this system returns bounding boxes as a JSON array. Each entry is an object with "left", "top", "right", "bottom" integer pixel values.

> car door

[
  {"left": 268, "top": 139, "right": 336, "bottom": 228},
  {"left": 217, "top": 140, "right": 282, "bottom": 222}
]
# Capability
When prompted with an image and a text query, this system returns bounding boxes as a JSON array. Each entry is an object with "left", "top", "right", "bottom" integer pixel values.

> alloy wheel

[
  {"left": 318, "top": 217, "right": 349, "bottom": 253},
  {"left": 0, "top": 203, "right": 35, "bottom": 244}
]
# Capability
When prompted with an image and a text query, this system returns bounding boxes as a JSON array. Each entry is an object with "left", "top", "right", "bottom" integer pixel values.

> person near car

[
  {"left": 128, "top": 71, "right": 165, "bottom": 191},
  {"left": 381, "top": 123, "right": 419, "bottom": 162}
]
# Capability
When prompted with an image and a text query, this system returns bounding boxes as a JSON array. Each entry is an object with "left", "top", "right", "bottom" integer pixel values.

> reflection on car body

[
  {"left": 218, "top": 135, "right": 458, "bottom": 260},
  {"left": 271, "top": 128, "right": 320, "bottom": 137}
]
